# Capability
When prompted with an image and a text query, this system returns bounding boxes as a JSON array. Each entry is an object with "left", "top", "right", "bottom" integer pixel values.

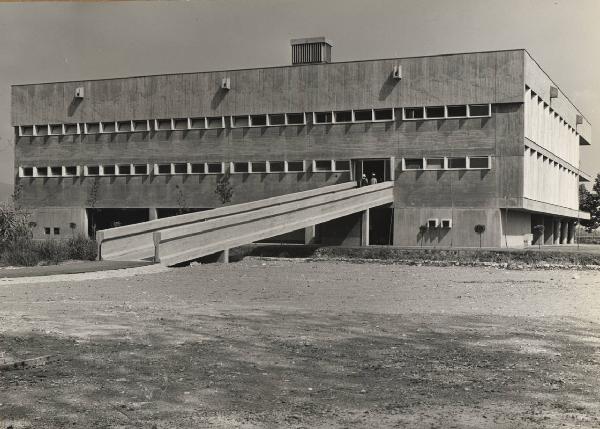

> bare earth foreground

[{"left": 2, "top": 259, "right": 600, "bottom": 428}]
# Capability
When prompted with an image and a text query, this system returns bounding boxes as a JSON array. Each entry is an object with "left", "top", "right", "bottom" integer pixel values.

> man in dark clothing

[{"left": 360, "top": 174, "right": 369, "bottom": 187}]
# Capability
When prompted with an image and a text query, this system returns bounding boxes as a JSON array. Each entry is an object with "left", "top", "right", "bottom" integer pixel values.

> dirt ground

[{"left": 1, "top": 259, "right": 600, "bottom": 428}]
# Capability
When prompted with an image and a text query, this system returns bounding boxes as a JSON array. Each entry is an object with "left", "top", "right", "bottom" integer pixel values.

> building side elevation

[{"left": 11, "top": 45, "right": 592, "bottom": 248}]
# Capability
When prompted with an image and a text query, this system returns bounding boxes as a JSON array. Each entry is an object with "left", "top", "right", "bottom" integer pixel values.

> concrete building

[{"left": 11, "top": 39, "right": 592, "bottom": 248}]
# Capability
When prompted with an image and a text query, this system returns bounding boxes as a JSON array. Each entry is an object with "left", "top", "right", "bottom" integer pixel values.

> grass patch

[{"left": 1, "top": 235, "right": 98, "bottom": 267}]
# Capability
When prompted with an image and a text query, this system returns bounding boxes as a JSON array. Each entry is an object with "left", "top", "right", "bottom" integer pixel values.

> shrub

[
  {"left": 66, "top": 235, "right": 98, "bottom": 261},
  {"left": 0, "top": 203, "right": 31, "bottom": 249},
  {"left": 2, "top": 238, "right": 41, "bottom": 267}
]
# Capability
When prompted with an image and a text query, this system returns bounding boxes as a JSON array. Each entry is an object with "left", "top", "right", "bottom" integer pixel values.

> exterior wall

[
  {"left": 395, "top": 207, "right": 502, "bottom": 247},
  {"left": 500, "top": 209, "right": 532, "bottom": 247},
  {"left": 12, "top": 50, "right": 524, "bottom": 126},
  {"left": 27, "top": 207, "right": 87, "bottom": 240}
]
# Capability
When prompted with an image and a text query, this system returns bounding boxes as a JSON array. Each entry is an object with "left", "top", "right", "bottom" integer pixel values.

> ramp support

[
  {"left": 217, "top": 248, "right": 230, "bottom": 263},
  {"left": 361, "top": 209, "right": 370, "bottom": 246},
  {"left": 304, "top": 225, "right": 316, "bottom": 244}
]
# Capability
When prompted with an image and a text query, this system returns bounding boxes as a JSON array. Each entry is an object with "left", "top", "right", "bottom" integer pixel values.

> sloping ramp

[{"left": 97, "top": 181, "right": 393, "bottom": 266}]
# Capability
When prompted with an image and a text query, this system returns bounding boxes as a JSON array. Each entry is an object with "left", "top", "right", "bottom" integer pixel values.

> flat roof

[{"left": 11, "top": 48, "right": 525, "bottom": 87}]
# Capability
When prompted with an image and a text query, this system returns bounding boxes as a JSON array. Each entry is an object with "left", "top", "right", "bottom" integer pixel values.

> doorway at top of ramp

[{"left": 353, "top": 159, "right": 392, "bottom": 186}]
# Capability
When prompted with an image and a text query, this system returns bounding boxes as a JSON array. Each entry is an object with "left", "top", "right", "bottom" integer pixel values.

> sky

[{"left": 0, "top": 0, "right": 599, "bottom": 196}]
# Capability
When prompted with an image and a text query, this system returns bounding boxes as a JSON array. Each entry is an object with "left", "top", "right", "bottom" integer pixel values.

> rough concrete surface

[{"left": 1, "top": 258, "right": 600, "bottom": 428}]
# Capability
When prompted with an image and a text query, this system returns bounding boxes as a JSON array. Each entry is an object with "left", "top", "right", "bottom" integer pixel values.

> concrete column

[
  {"left": 304, "top": 225, "right": 316, "bottom": 245},
  {"left": 560, "top": 221, "right": 568, "bottom": 244},
  {"left": 553, "top": 219, "right": 561, "bottom": 245},
  {"left": 568, "top": 221, "right": 576, "bottom": 244},
  {"left": 361, "top": 209, "right": 370, "bottom": 246},
  {"left": 149, "top": 207, "right": 158, "bottom": 221},
  {"left": 217, "top": 248, "right": 229, "bottom": 263},
  {"left": 543, "top": 216, "right": 554, "bottom": 245}
]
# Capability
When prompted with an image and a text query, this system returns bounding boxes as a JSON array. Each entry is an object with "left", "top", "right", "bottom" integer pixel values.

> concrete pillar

[
  {"left": 568, "top": 221, "right": 576, "bottom": 244},
  {"left": 560, "top": 221, "right": 568, "bottom": 244},
  {"left": 217, "top": 248, "right": 229, "bottom": 263},
  {"left": 543, "top": 216, "right": 554, "bottom": 245},
  {"left": 361, "top": 209, "right": 370, "bottom": 246},
  {"left": 304, "top": 225, "right": 316, "bottom": 245},
  {"left": 149, "top": 207, "right": 158, "bottom": 221},
  {"left": 553, "top": 219, "right": 561, "bottom": 245}
]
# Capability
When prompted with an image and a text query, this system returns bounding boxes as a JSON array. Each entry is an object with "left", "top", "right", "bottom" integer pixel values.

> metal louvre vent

[{"left": 291, "top": 37, "right": 332, "bottom": 65}]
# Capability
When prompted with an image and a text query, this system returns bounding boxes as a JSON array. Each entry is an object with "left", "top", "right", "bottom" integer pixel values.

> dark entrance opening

[
  {"left": 369, "top": 204, "right": 394, "bottom": 245},
  {"left": 156, "top": 208, "right": 206, "bottom": 218},
  {"left": 87, "top": 208, "right": 149, "bottom": 238},
  {"left": 353, "top": 158, "right": 391, "bottom": 185}
]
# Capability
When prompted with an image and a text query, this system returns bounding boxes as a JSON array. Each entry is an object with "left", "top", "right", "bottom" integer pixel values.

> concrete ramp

[{"left": 97, "top": 181, "right": 393, "bottom": 266}]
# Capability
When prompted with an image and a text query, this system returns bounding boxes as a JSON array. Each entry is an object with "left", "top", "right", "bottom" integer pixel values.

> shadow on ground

[{"left": 2, "top": 311, "right": 600, "bottom": 428}]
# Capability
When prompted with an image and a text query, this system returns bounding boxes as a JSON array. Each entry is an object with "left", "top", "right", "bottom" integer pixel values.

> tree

[
  {"left": 215, "top": 174, "right": 234, "bottom": 204},
  {"left": 474, "top": 224, "right": 485, "bottom": 248},
  {"left": 533, "top": 224, "right": 545, "bottom": 249},
  {"left": 418, "top": 225, "right": 428, "bottom": 247},
  {"left": 580, "top": 176, "right": 600, "bottom": 232}
]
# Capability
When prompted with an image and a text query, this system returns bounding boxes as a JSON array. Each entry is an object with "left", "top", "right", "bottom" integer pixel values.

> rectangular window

[
  {"left": 314, "top": 160, "right": 333, "bottom": 171},
  {"left": 86, "top": 165, "right": 100, "bottom": 176},
  {"left": 20, "top": 125, "right": 34, "bottom": 136},
  {"left": 102, "top": 165, "right": 116, "bottom": 175},
  {"left": 403, "top": 107, "right": 424, "bottom": 120},
  {"left": 101, "top": 122, "right": 116, "bottom": 133},
  {"left": 173, "top": 163, "right": 187, "bottom": 174},
  {"left": 133, "top": 164, "right": 148, "bottom": 175},
  {"left": 64, "top": 124, "right": 79, "bottom": 135},
  {"left": 207, "top": 162, "right": 223, "bottom": 174},
  {"left": 468, "top": 104, "right": 490, "bottom": 117},
  {"left": 207, "top": 116, "right": 224, "bottom": 129},
  {"left": 404, "top": 158, "right": 424, "bottom": 170},
  {"left": 49, "top": 124, "right": 63, "bottom": 135},
  {"left": 117, "top": 121, "right": 132, "bottom": 132},
  {"left": 232, "top": 162, "right": 249, "bottom": 173},
  {"left": 36, "top": 167, "right": 48, "bottom": 177},
  {"left": 44, "top": 227, "right": 51, "bottom": 235},
  {"left": 173, "top": 118, "right": 188, "bottom": 130},
  {"left": 446, "top": 105, "right": 467, "bottom": 117},
  {"left": 333, "top": 110, "right": 352, "bottom": 123},
  {"left": 53, "top": 227, "right": 60, "bottom": 235},
  {"left": 250, "top": 115, "right": 267, "bottom": 127},
  {"left": 286, "top": 113, "right": 305, "bottom": 125},
  {"left": 132, "top": 120, "right": 149, "bottom": 132},
  {"left": 268, "top": 114, "right": 285, "bottom": 126},
  {"left": 118, "top": 164, "right": 131, "bottom": 175},
  {"left": 189, "top": 117, "right": 206, "bottom": 129},
  {"left": 21, "top": 167, "right": 34, "bottom": 177},
  {"left": 85, "top": 123, "right": 100, "bottom": 134},
  {"left": 314, "top": 112, "right": 333, "bottom": 124},
  {"left": 425, "top": 106, "right": 445, "bottom": 119},
  {"left": 268, "top": 161, "right": 285, "bottom": 172},
  {"left": 374, "top": 108, "right": 394, "bottom": 121},
  {"left": 353, "top": 110, "right": 373, "bottom": 122},
  {"left": 447, "top": 157, "right": 467, "bottom": 169},
  {"left": 35, "top": 125, "right": 49, "bottom": 136},
  {"left": 468, "top": 156, "right": 490, "bottom": 169},
  {"left": 231, "top": 115, "right": 250, "bottom": 128},
  {"left": 190, "top": 163, "right": 205, "bottom": 174},
  {"left": 334, "top": 160, "right": 351, "bottom": 171},
  {"left": 155, "top": 119, "right": 172, "bottom": 131},
  {"left": 425, "top": 158, "right": 444, "bottom": 170},
  {"left": 441, "top": 219, "right": 452, "bottom": 229},
  {"left": 157, "top": 164, "right": 171, "bottom": 175},
  {"left": 287, "top": 161, "right": 305, "bottom": 172},
  {"left": 251, "top": 161, "right": 267, "bottom": 173},
  {"left": 50, "top": 166, "right": 62, "bottom": 176},
  {"left": 64, "top": 166, "right": 78, "bottom": 176}
]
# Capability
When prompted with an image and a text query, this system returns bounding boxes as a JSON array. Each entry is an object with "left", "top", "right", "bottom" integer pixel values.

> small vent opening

[{"left": 291, "top": 37, "right": 332, "bottom": 65}]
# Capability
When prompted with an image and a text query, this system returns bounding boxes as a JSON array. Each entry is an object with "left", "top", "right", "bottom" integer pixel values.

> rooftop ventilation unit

[
  {"left": 291, "top": 37, "right": 332, "bottom": 65},
  {"left": 221, "top": 77, "right": 231, "bottom": 90},
  {"left": 75, "top": 87, "right": 85, "bottom": 98}
]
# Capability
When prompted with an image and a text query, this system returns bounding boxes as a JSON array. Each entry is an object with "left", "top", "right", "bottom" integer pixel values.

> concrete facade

[{"left": 11, "top": 45, "right": 591, "bottom": 247}]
